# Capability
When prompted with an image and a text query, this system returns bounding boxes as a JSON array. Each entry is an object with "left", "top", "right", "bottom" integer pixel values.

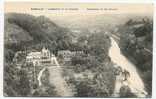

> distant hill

[
  {"left": 5, "top": 20, "right": 33, "bottom": 44},
  {"left": 51, "top": 14, "right": 153, "bottom": 31},
  {"left": 5, "top": 13, "right": 72, "bottom": 52}
]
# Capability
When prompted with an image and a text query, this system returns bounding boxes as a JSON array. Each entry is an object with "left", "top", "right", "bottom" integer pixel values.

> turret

[{"left": 42, "top": 47, "right": 50, "bottom": 58}]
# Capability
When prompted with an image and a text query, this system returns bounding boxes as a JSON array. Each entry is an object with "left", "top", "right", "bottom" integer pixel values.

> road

[
  {"left": 37, "top": 67, "right": 46, "bottom": 86},
  {"left": 47, "top": 66, "right": 73, "bottom": 96},
  {"left": 37, "top": 55, "right": 74, "bottom": 96}
]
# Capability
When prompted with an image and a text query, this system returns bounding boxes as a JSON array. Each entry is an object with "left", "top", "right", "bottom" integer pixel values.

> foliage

[
  {"left": 68, "top": 32, "right": 116, "bottom": 97},
  {"left": 119, "top": 85, "right": 136, "bottom": 97},
  {"left": 4, "top": 64, "right": 30, "bottom": 96},
  {"left": 32, "top": 85, "right": 58, "bottom": 97},
  {"left": 4, "top": 13, "right": 116, "bottom": 97},
  {"left": 5, "top": 13, "right": 73, "bottom": 52},
  {"left": 118, "top": 18, "right": 153, "bottom": 96}
]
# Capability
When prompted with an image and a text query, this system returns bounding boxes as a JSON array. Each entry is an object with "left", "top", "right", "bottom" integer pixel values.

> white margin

[
  {"left": 152, "top": 1, "right": 156, "bottom": 99},
  {"left": 0, "top": 0, "right": 4, "bottom": 98},
  {"left": 0, "top": 0, "right": 156, "bottom": 99},
  {"left": 4, "top": 0, "right": 154, "bottom": 3}
]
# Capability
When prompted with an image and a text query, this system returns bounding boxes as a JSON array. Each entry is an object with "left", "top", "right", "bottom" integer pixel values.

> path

[{"left": 37, "top": 55, "right": 74, "bottom": 96}]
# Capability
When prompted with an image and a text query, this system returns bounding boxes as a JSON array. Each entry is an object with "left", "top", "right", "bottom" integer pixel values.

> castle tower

[{"left": 42, "top": 47, "right": 50, "bottom": 58}]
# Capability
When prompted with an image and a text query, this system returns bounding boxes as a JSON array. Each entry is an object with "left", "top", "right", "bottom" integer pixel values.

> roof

[
  {"left": 27, "top": 52, "right": 41, "bottom": 56},
  {"left": 58, "top": 50, "right": 71, "bottom": 54}
]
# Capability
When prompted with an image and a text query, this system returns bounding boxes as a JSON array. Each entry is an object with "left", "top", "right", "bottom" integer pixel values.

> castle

[{"left": 26, "top": 47, "right": 56, "bottom": 66}]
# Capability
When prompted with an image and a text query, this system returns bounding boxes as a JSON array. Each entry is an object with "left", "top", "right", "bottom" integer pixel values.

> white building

[
  {"left": 26, "top": 47, "right": 55, "bottom": 66},
  {"left": 57, "top": 50, "right": 72, "bottom": 61},
  {"left": 57, "top": 50, "right": 84, "bottom": 62}
]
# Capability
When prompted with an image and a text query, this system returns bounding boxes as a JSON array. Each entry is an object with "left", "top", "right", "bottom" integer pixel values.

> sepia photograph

[{"left": 4, "top": 2, "right": 153, "bottom": 98}]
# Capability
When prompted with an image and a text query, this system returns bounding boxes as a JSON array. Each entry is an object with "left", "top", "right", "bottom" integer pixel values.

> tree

[
  {"left": 119, "top": 85, "right": 136, "bottom": 97},
  {"left": 87, "top": 32, "right": 110, "bottom": 62},
  {"left": 17, "top": 69, "right": 31, "bottom": 96},
  {"left": 118, "top": 17, "right": 153, "bottom": 96}
]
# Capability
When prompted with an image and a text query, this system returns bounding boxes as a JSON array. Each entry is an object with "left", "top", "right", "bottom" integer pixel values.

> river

[{"left": 109, "top": 37, "right": 147, "bottom": 97}]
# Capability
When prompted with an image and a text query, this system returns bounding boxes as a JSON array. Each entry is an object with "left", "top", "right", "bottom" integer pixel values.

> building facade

[
  {"left": 26, "top": 47, "right": 55, "bottom": 66},
  {"left": 57, "top": 50, "right": 84, "bottom": 62}
]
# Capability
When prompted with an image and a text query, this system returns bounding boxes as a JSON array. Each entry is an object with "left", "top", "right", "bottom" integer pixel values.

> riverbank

[
  {"left": 122, "top": 49, "right": 152, "bottom": 96},
  {"left": 109, "top": 37, "right": 147, "bottom": 97}
]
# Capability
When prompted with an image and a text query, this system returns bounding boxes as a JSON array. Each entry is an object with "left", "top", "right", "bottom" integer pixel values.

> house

[
  {"left": 57, "top": 50, "right": 72, "bottom": 61},
  {"left": 26, "top": 47, "right": 55, "bottom": 66},
  {"left": 57, "top": 50, "right": 84, "bottom": 62}
]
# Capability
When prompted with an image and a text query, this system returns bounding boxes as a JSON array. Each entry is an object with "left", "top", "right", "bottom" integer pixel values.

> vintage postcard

[{"left": 4, "top": 2, "right": 153, "bottom": 98}]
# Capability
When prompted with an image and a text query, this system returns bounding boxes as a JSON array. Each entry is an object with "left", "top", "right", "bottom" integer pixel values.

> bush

[{"left": 119, "top": 85, "right": 136, "bottom": 97}]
